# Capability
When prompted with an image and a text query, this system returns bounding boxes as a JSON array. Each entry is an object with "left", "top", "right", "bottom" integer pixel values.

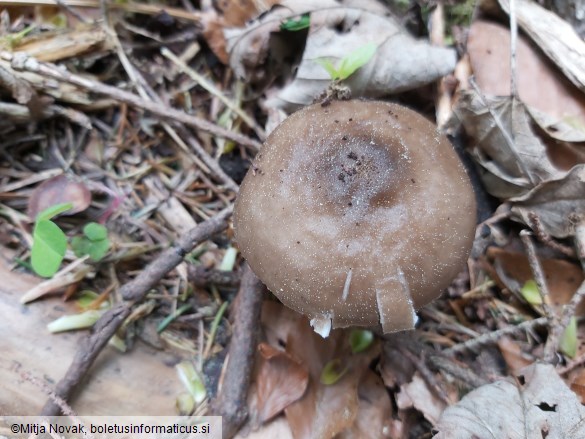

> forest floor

[{"left": 1, "top": 0, "right": 585, "bottom": 438}]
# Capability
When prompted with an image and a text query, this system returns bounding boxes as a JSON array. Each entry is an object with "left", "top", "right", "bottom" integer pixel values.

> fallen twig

[
  {"left": 121, "top": 206, "right": 232, "bottom": 301},
  {"left": 443, "top": 317, "right": 548, "bottom": 356},
  {"left": 519, "top": 230, "right": 559, "bottom": 362},
  {"left": 1, "top": 52, "right": 263, "bottom": 151},
  {"left": 40, "top": 208, "right": 232, "bottom": 415},
  {"left": 210, "top": 264, "right": 265, "bottom": 439}
]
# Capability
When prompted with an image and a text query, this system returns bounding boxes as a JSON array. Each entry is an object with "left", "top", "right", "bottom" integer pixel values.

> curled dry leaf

[
  {"left": 201, "top": 0, "right": 280, "bottom": 64},
  {"left": 456, "top": 91, "right": 563, "bottom": 199},
  {"left": 460, "top": 17, "right": 585, "bottom": 240},
  {"left": 467, "top": 20, "right": 585, "bottom": 142},
  {"left": 496, "top": 0, "right": 585, "bottom": 92},
  {"left": 510, "top": 164, "right": 585, "bottom": 238},
  {"left": 337, "top": 370, "right": 393, "bottom": 439},
  {"left": 248, "top": 343, "right": 309, "bottom": 428},
  {"left": 435, "top": 363, "right": 585, "bottom": 438},
  {"left": 257, "top": 301, "right": 387, "bottom": 438},
  {"left": 27, "top": 174, "right": 91, "bottom": 220},
  {"left": 226, "top": 0, "right": 456, "bottom": 110},
  {"left": 396, "top": 373, "right": 446, "bottom": 426}
]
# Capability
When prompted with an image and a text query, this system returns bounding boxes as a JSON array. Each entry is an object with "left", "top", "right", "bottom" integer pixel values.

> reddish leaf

[
  {"left": 28, "top": 175, "right": 91, "bottom": 220},
  {"left": 250, "top": 343, "right": 308, "bottom": 426}
]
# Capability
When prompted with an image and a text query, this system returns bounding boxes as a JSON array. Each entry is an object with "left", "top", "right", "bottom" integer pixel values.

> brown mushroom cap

[{"left": 234, "top": 100, "right": 476, "bottom": 334}]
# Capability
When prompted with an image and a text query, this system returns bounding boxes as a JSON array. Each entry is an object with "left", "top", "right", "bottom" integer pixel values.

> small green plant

[
  {"left": 30, "top": 203, "right": 110, "bottom": 278},
  {"left": 560, "top": 316, "right": 577, "bottom": 358},
  {"left": 316, "top": 42, "right": 377, "bottom": 81},
  {"left": 320, "top": 358, "right": 348, "bottom": 385},
  {"left": 31, "top": 203, "right": 72, "bottom": 277},
  {"left": 71, "top": 222, "right": 110, "bottom": 261},
  {"left": 520, "top": 279, "right": 542, "bottom": 305},
  {"left": 280, "top": 13, "right": 311, "bottom": 31},
  {"left": 349, "top": 329, "right": 374, "bottom": 353}
]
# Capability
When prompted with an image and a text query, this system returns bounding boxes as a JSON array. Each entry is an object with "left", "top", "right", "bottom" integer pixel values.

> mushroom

[{"left": 234, "top": 100, "right": 476, "bottom": 336}]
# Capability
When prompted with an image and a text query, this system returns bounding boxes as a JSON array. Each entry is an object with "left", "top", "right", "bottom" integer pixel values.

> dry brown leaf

[
  {"left": 486, "top": 247, "right": 585, "bottom": 312},
  {"left": 337, "top": 371, "right": 393, "bottom": 439},
  {"left": 497, "top": 0, "right": 585, "bottom": 93},
  {"left": 467, "top": 20, "right": 585, "bottom": 142},
  {"left": 249, "top": 343, "right": 309, "bottom": 427},
  {"left": 259, "top": 301, "right": 383, "bottom": 439},
  {"left": 27, "top": 174, "right": 91, "bottom": 220},
  {"left": 201, "top": 0, "right": 280, "bottom": 65},
  {"left": 395, "top": 373, "right": 446, "bottom": 426},
  {"left": 510, "top": 164, "right": 585, "bottom": 238},
  {"left": 569, "top": 369, "right": 585, "bottom": 405},
  {"left": 456, "top": 91, "right": 563, "bottom": 198},
  {"left": 497, "top": 336, "right": 534, "bottom": 375},
  {"left": 226, "top": 0, "right": 455, "bottom": 110},
  {"left": 435, "top": 363, "right": 585, "bottom": 438}
]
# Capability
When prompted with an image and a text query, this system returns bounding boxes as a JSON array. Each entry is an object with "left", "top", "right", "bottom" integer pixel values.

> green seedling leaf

[
  {"left": 176, "top": 361, "right": 207, "bottom": 404},
  {"left": 31, "top": 220, "right": 67, "bottom": 277},
  {"left": 71, "top": 235, "right": 91, "bottom": 257},
  {"left": 520, "top": 279, "right": 542, "bottom": 305},
  {"left": 280, "top": 13, "right": 310, "bottom": 31},
  {"left": 47, "top": 310, "right": 103, "bottom": 333},
  {"left": 349, "top": 329, "right": 374, "bottom": 353},
  {"left": 88, "top": 238, "right": 109, "bottom": 261},
  {"left": 560, "top": 316, "right": 577, "bottom": 358},
  {"left": 84, "top": 222, "right": 107, "bottom": 241},
  {"left": 71, "top": 223, "right": 110, "bottom": 261},
  {"left": 35, "top": 202, "right": 73, "bottom": 222},
  {"left": 320, "top": 358, "right": 348, "bottom": 385},
  {"left": 337, "top": 42, "right": 377, "bottom": 80},
  {"left": 316, "top": 58, "right": 340, "bottom": 80}
]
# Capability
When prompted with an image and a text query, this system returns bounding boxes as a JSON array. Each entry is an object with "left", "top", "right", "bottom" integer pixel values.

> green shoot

[
  {"left": 31, "top": 203, "right": 73, "bottom": 277},
  {"left": 316, "top": 42, "right": 377, "bottom": 81},
  {"left": 560, "top": 316, "right": 577, "bottom": 358},
  {"left": 520, "top": 280, "right": 542, "bottom": 305},
  {"left": 320, "top": 358, "right": 348, "bottom": 385},
  {"left": 176, "top": 361, "right": 207, "bottom": 404},
  {"left": 71, "top": 222, "right": 110, "bottom": 261},
  {"left": 280, "top": 13, "right": 310, "bottom": 31},
  {"left": 349, "top": 329, "right": 374, "bottom": 353},
  {"left": 47, "top": 310, "right": 103, "bottom": 333}
]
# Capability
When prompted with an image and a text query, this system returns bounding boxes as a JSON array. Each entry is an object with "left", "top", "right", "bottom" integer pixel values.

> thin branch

[
  {"left": 1, "top": 52, "right": 262, "bottom": 150},
  {"left": 210, "top": 265, "right": 265, "bottom": 438},
  {"left": 0, "top": 0, "right": 204, "bottom": 23},
  {"left": 520, "top": 230, "right": 560, "bottom": 362},
  {"left": 443, "top": 317, "right": 547, "bottom": 356},
  {"left": 40, "top": 304, "right": 131, "bottom": 416},
  {"left": 121, "top": 206, "right": 233, "bottom": 301},
  {"left": 40, "top": 208, "right": 232, "bottom": 415}
]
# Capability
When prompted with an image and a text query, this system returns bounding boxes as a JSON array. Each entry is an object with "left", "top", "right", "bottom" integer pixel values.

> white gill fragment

[{"left": 310, "top": 314, "right": 333, "bottom": 338}]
